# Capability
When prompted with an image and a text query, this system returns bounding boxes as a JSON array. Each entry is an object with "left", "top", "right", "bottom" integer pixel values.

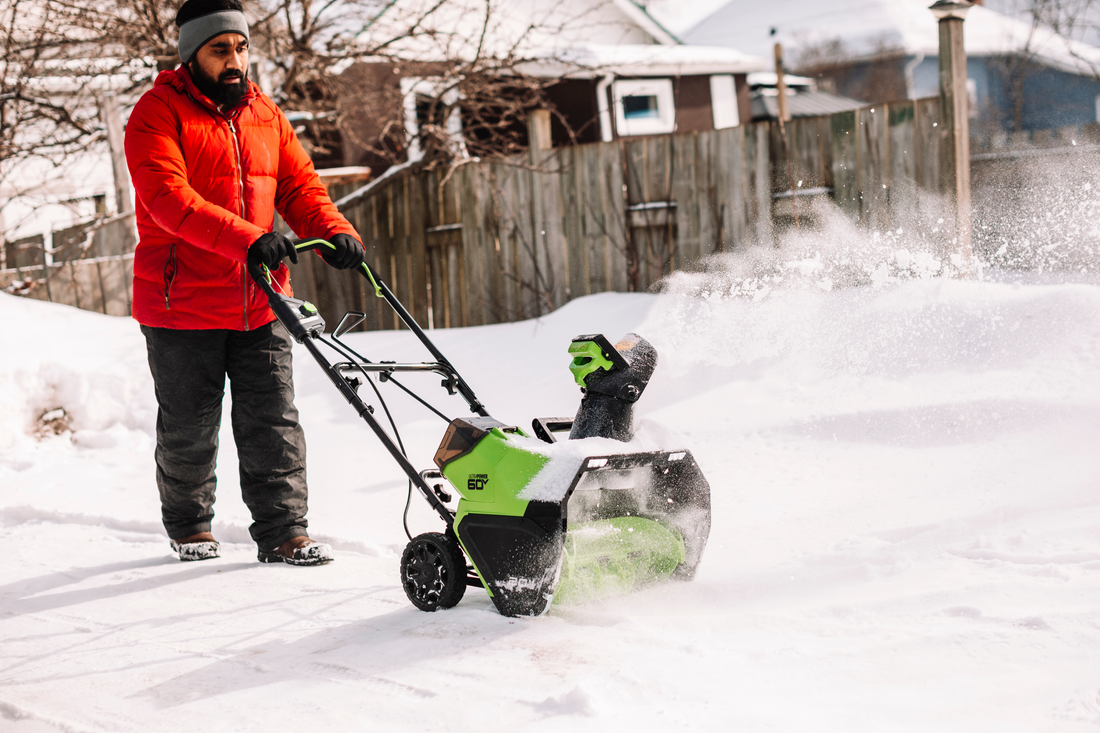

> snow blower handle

[
  {"left": 251, "top": 239, "right": 489, "bottom": 418},
  {"left": 293, "top": 239, "right": 385, "bottom": 298},
  {"left": 246, "top": 254, "right": 327, "bottom": 343}
]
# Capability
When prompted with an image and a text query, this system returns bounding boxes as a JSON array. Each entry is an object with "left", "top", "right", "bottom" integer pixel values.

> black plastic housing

[{"left": 569, "top": 333, "right": 658, "bottom": 442}]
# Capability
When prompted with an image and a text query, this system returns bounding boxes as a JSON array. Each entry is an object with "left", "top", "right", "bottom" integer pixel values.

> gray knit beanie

[{"left": 175, "top": 0, "right": 250, "bottom": 63}]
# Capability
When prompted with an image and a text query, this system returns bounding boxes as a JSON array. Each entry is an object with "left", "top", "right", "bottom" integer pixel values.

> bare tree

[
  {"left": 247, "top": 0, "right": 641, "bottom": 169},
  {"left": 1, "top": 0, "right": 650, "bottom": 249},
  {"left": 790, "top": 34, "right": 908, "bottom": 103},
  {"left": 0, "top": 0, "right": 174, "bottom": 255}
]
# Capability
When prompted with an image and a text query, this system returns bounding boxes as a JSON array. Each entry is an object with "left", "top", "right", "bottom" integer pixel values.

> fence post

[{"left": 931, "top": 0, "right": 973, "bottom": 273}]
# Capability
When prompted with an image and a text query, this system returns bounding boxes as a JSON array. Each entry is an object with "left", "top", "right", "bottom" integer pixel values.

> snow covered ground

[{"left": 2, "top": 231, "right": 1100, "bottom": 731}]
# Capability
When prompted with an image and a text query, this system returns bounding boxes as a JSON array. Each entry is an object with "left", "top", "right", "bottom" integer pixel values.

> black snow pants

[{"left": 141, "top": 321, "right": 309, "bottom": 552}]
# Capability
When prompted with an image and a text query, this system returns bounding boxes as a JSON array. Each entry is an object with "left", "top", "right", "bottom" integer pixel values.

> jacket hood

[{"left": 154, "top": 66, "right": 259, "bottom": 113}]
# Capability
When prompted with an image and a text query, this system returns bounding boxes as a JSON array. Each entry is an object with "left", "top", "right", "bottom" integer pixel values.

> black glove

[
  {"left": 320, "top": 233, "right": 365, "bottom": 270},
  {"left": 248, "top": 232, "right": 298, "bottom": 270}
]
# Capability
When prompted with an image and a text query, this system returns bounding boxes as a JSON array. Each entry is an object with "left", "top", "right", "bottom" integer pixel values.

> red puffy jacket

[{"left": 125, "top": 66, "right": 359, "bottom": 330}]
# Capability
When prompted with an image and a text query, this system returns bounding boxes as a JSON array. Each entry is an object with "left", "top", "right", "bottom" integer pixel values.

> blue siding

[{"left": 907, "top": 53, "right": 1100, "bottom": 131}]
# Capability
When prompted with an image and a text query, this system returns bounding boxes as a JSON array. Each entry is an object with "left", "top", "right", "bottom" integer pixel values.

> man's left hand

[{"left": 321, "top": 234, "right": 365, "bottom": 270}]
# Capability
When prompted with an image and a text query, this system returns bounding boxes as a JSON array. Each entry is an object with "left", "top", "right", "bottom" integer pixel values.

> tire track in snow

[{"left": 0, "top": 506, "right": 163, "bottom": 536}]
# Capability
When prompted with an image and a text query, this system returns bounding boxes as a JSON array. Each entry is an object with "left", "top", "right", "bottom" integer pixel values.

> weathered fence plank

[
  {"left": 888, "top": 101, "right": 918, "bottom": 226},
  {"left": 99, "top": 258, "right": 131, "bottom": 316},
  {"left": 714, "top": 126, "right": 744, "bottom": 251},
  {"left": 460, "top": 164, "right": 488, "bottom": 327},
  {"left": 832, "top": 110, "right": 860, "bottom": 218},
  {"left": 672, "top": 133, "right": 701, "bottom": 271},
  {"left": 915, "top": 97, "right": 943, "bottom": 194},
  {"left": 860, "top": 106, "right": 889, "bottom": 229},
  {"left": 746, "top": 123, "right": 772, "bottom": 244},
  {"left": 489, "top": 163, "right": 519, "bottom": 322},
  {"left": 695, "top": 130, "right": 719, "bottom": 259},
  {"left": 603, "top": 142, "right": 630, "bottom": 293}
]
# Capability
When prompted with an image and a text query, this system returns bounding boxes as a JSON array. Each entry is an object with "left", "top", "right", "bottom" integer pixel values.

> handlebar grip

[
  {"left": 248, "top": 235, "right": 384, "bottom": 309},
  {"left": 246, "top": 238, "right": 331, "bottom": 290},
  {"left": 293, "top": 238, "right": 332, "bottom": 255}
]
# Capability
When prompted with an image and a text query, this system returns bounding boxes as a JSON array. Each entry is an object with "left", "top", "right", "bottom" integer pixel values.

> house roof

[
  {"left": 353, "top": 0, "right": 673, "bottom": 64},
  {"left": 676, "top": 0, "right": 1100, "bottom": 78},
  {"left": 751, "top": 89, "right": 868, "bottom": 119},
  {"left": 612, "top": 0, "right": 681, "bottom": 45},
  {"left": 518, "top": 41, "right": 770, "bottom": 77}
]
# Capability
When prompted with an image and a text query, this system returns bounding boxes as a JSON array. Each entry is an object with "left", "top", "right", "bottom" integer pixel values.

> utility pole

[{"left": 931, "top": 0, "right": 973, "bottom": 274}]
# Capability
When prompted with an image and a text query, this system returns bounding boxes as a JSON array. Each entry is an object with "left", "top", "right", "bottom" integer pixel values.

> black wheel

[{"left": 400, "top": 532, "right": 467, "bottom": 611}]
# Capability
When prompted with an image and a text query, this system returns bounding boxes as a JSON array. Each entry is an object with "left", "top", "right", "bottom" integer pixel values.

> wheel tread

[{"left": 400, "top": 532, "right": 467, "bottom": 612}]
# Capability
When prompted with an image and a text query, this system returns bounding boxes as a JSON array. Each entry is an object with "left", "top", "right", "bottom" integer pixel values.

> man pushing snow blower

[
  {"left": 125, "top": 0, "right": 364, "bottom": 566},
  {"left": 126, "top": 0, "right": 713, "bottom": 611}
]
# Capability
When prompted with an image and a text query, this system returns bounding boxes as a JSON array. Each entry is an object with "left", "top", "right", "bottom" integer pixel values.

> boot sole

[
  {"left": 257, "top": 544, "right": 334, "bottom": 566},
  {"left": 170, "top": 540, "right": 220, "bottom": 562}
]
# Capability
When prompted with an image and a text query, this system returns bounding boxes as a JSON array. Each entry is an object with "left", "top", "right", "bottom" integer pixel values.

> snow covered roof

[
  {"left": 517, "top": 42, "right": 769, "bottom": 77},
  {"left": 353, "top": 0, "right": 672, "bottom": 64},
  {"left": 677, "top": 0, "right": 1100, "bottom": 77},
  {"left": 747, "top": 71, "right": 816, "bottom": 89},
  {"left": 751, "top": 89, "right": 867, "bottom": 119},
  {"left": 611, "top": 0, "right": 681, "bottom": 45}
]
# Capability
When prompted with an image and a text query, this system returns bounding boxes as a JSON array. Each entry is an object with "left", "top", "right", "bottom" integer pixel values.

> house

[
  {"left": 327, "top": 0, "right": 769, "bottom": 174},
  {"left": 674, "top": 0, "right": 1100, "bottom": 136}
]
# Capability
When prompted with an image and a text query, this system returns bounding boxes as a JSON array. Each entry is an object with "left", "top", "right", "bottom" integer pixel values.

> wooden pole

[
  {"left": 932, "top": 1, "right": 973, "bottom": 274},
  {"left": 98, "top": 92, "right": 132, "bottom": 216},
  {"left": 774, "top": 44, "right": 791, "bottom": 124},
  {"left": 527, "top": 108, "right": 552, "bottom": 160}
]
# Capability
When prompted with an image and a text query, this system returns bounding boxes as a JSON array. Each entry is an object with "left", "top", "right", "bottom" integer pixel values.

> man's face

[{"left": 189, "top": 32, "right": 249, "bottom": 107}]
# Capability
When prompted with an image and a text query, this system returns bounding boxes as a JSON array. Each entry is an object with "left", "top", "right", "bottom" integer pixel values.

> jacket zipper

[
  {"left": 183, "top": 87, "right": 254, "bottom": 329},
  {"left": 227, "top": 116, "right": 250, "bottom": 331},
  {"left": 163, "top": 244, "right": 178, "bottom": 310}
]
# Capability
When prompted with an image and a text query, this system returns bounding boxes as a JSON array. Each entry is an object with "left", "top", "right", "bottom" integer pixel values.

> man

[{"left": 125, "top": 0, "right": 364, "bottom": 565}]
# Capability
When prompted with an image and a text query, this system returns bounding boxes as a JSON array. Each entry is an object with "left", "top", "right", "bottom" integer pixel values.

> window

[
  {"left": 709, "top": 75, "right": 740, "bottom": 130},
  {"left": 612, "top": 79, "right": 675, "bottom": 136},
  {"left": 401, "top": 77, "right": 467, "bottom": 162},
  {"left": 623, "top": 94, "right": 660, "bottom": 120}
]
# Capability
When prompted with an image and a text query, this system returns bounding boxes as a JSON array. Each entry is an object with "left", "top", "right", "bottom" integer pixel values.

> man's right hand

[{"left": 248, "top": 232, "right": 298, "bottom": 270}]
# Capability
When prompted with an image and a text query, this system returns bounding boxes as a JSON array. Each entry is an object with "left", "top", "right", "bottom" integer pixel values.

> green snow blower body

[
  {"left": 432, "top": 333, "right": 711, "bottom": 617},
  {"left": 248, "top": 241, "right": 710, "bottom": 618}
]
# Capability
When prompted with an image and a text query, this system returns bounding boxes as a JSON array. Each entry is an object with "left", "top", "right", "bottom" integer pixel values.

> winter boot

[
  {"left": 258, "top": 536, "right": 334, "bottom": 566},
  {"left": 170, "top": 532, "right": 220, "bottom": 561}
]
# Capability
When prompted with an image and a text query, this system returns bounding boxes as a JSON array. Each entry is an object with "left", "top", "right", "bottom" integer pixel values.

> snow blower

[{"left": 249, "top": 240, "right": 711, "bottom": 617}]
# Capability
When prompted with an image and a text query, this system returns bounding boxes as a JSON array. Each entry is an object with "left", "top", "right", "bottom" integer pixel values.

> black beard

[{"left": 190, "top": 63, "right": 249, "bottom": 107}]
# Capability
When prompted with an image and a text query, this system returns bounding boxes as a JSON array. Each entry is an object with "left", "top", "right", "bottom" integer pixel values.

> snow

[
  {"left": 3, "top": 216, "right": 1100, "bottom": 731},
  {"left": 518, "top": 427, "right": 677, "bottom": 503}
]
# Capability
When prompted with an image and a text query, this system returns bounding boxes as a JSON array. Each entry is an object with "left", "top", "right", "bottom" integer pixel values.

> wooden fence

[
  {"left": 769, "top": 97, "right": 947, "bottom": 228},
  {"left": 292, "top": 97, "right": 951, "bottom": 333},
  {"left": 0, "top": 214, "right": 136, "bottom": 315},
  {"left": 290, "top": 123, "right": 772, "bottom": 332}
]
